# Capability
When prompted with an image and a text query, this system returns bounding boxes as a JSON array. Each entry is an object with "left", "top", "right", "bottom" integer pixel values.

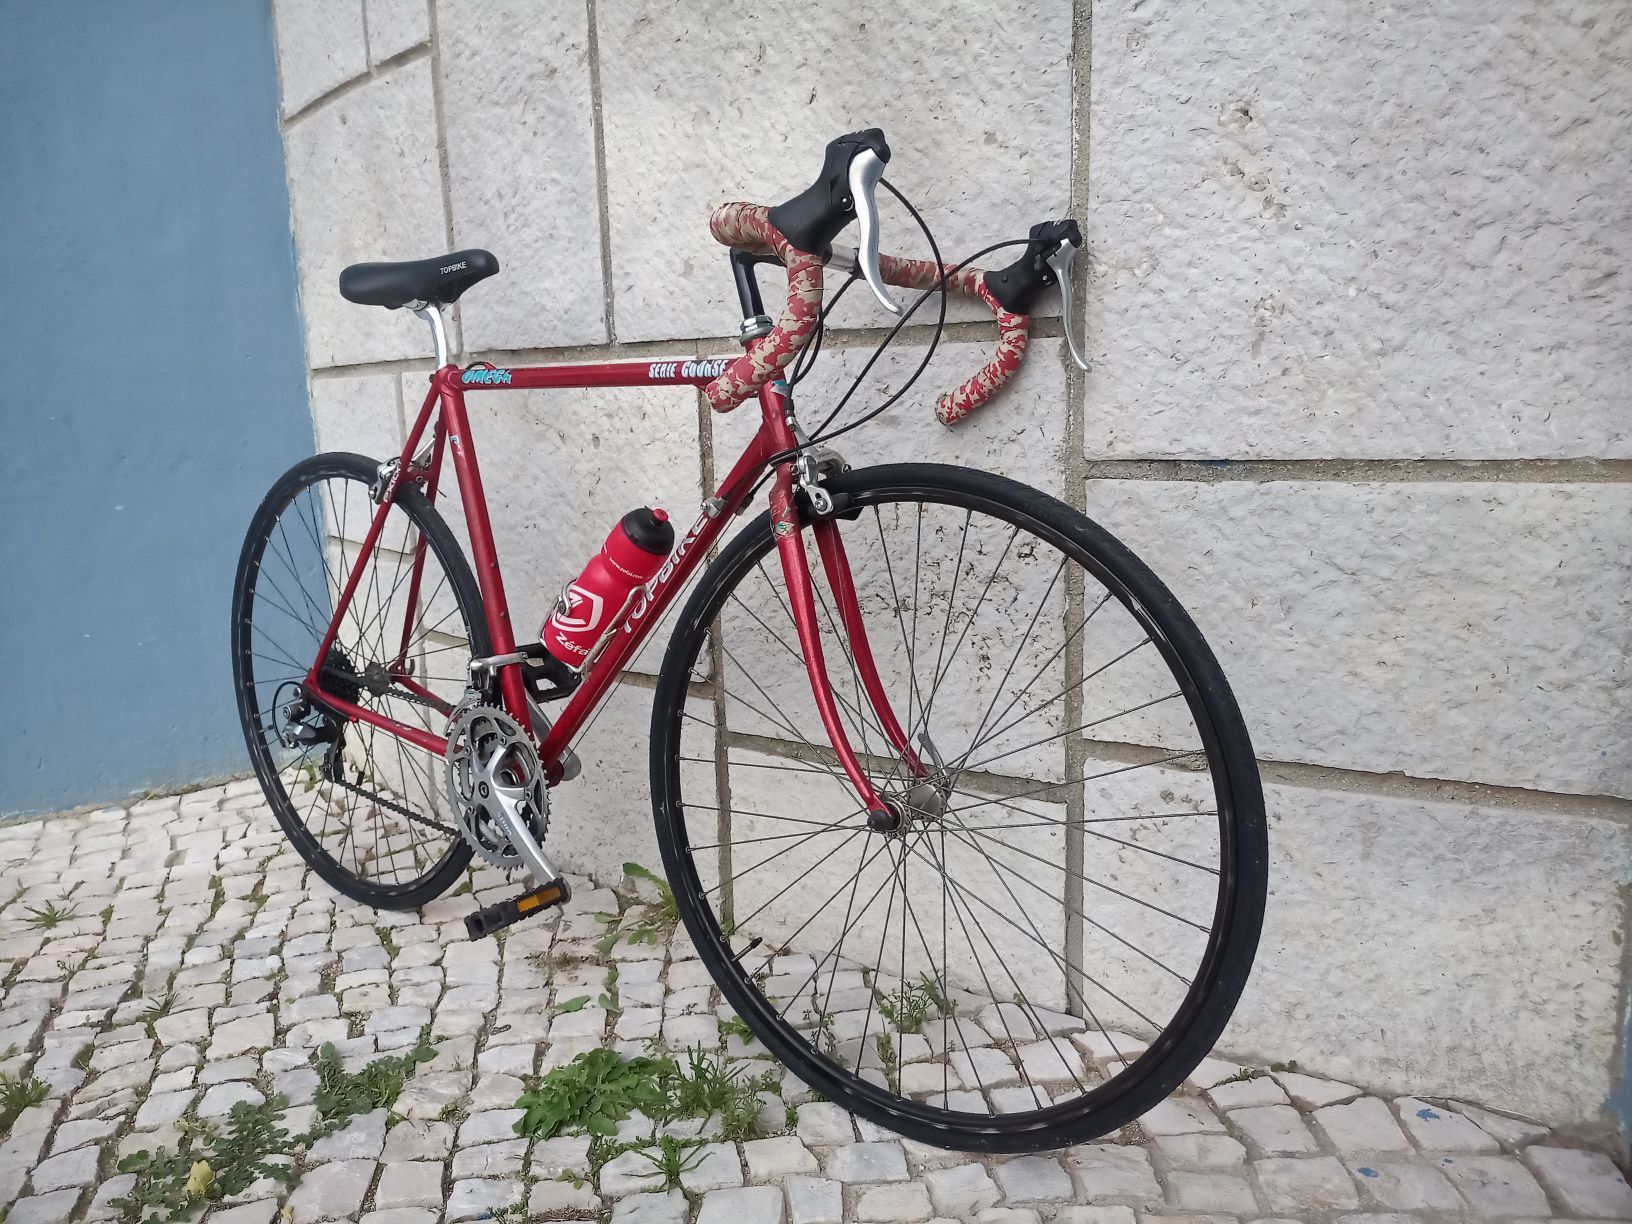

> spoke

[
  {"left": 939, "top": 812, "right": 1195, "bottom": 984},
  {"left": 704, "top": 812, "right": 866, "bottom": 906},
  {"left": 951, "top": 750, "right": 1205, "bottom": 817},
  {"left": 951, "top": 793, "right": 1219, "bottom": 874},
  {"left": 962, "top": 638, "right": 1154, "bottom": 773},
  {"left": 946, "top": 815, "right": 1211, "bottom": 932},
  {"left": 916, "top": 509, "right": 973, "bottom": 736},
  {"left": 720, "top": 642, "right": 870, "bottom": 799},
  {"left": 733, "top": 577, "right": 888, "bottom": 758},
  {"left": 963, "top": 690, "right": 1182, "bottom": 775},
  {"left": 955, "top": 587, "right": 1108, "bottom": 773},
  {"left": 903, "top": 832, "right": 1167, "bottom": 1034},
  {"left": 927, "top": 522, "right": 1020, "bottom": 709},
  {"left": 873, "top": 505, "right": 928, "bottom": 748},
  {"left": 955, "top": 809, "right": 1219, "bottom": 833},
  {"left": 731, "top": 819, "right": 881, "bottom": 966}
]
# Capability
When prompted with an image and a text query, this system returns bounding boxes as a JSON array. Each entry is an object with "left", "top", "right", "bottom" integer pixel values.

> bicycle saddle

[{"left": 338, "top": 249, "right": 499, "bottom": 309}]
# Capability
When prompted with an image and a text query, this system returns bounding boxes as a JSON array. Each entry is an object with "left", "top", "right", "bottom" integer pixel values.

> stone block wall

[{"left": 268, "top": 0, "right": 1631, "bottom": 1131}]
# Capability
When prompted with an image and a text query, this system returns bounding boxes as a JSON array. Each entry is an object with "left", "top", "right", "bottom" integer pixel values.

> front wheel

[{"left": 649, "top": 463, "right": 1266, "bottom": 1152}]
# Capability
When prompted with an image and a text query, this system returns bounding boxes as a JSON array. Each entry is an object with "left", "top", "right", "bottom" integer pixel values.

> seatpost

[{"left": 411, "top": 303, "right": 452, "bottom": 368}]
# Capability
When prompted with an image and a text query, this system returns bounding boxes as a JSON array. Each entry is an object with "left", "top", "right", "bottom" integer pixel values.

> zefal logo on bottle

[
  {"left": 647, "top": 358, "right": 728, "bottom": 381},
  {"left": 552, "top": 584, "right": 604, "bottom": 634}
]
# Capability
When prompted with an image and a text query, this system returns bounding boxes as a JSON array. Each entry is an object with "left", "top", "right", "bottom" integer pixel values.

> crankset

[{"left": 443, "top": 703, "right": 571, "bottom": 938}]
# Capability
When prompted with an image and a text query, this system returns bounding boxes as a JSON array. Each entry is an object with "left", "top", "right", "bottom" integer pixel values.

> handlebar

[{"left": 702, "top": 130, "right": 1082, "bottom": 426}]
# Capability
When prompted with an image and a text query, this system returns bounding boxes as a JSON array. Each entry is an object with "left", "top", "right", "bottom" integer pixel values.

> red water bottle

[{"left": 542, "top": 508, "right": 674, "bottom": 670}]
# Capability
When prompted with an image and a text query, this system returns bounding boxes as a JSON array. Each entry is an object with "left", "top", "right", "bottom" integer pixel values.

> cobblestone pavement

[{"left": 0, "top": 781, "right": 1627, "bottom": 1224}]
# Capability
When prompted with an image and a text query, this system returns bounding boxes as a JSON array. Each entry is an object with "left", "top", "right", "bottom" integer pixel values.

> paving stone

[
  {"left": 28, "top": 1144, "right": 100, "bottom": 1192},
  {"left": 132, "top": 1089, "right": 193, "bottom": 1129},
  {"left": 1312, "top": 1098, "right": 1414, "bottom": 1155},
  {"left": 200, "top": 1055, "right": 261, "bottom": 1085},
  {"left": 1065, "top": 1144, "right": 1163, "bottom": 1202},
  {"left": 1230, "top": 1104, "right": 1321, "bottom": 1155},
  {"left": 197, "top": 1081, "right": 265, "bottom": 1117},
  {"left": 1275, "top": 1072, "right": 1362, "bottom": 1110},
  {"left": 360, "top": 1212, "right": 438, "bottom": 1224},
  {"left": 1348, "top": 1160, "right": 1464, "bottom": 1211},
  {"left": 612, "top": 1189, "right": 689, "bottom": 1224},
  {"left": 6, "top": 1190, "right": 80, "bottom": 1224},
  {"left": 855, "top": 1181, "right": 932, "bottom": 1221},
  {"left": 1139, "top": 1098, "right": 1227, "bottom": 1136},
  {"left": 457, "top": 1107, "right": 524, "bottom": 1146},
  {"left": 1166, "top": 1170, "right": 1259, "bottom": 1214},
  {"left": 309, "top": 1107, "right": 387, "bottom": 1162},
  {"left": 824, "top": 1141, "right": 910, "bottom": 1183},
  {"left": 745, "top": 1135, "right": 819, "bottom": 1178},
  {"left": 204, "top": 1203, "right": 279, "bottom": 1224},
  {"left": 988, "top": 1156, "right": 1072, "bottom": 1204},
  {"left": 1053, "top": 1209, "right": 1136, "bottom": 1224},
  {"left": 1394, "top": 1097, "right": 1499, "bottom": 1152},
  {"left": 374, "top": 1160, "right": 445, "bottom": 1209},
  {"left": 786, "top": 1175, "right": 844, "bottom": 1224},
  {"left": 1207, "top": 1075, "right": 1289, "bottom": 1111},
  {"left": 207, "top": 1012, "right": 275, "bottom": 1058},
  {"left": 681, "top": 1142, "right": 745, "bottom": 1192},
  {"left": 1520, "top": 1146, "right": 1632, "bottom": 1218},
  {"left": 972, "top": 1209, "right": 1043, "bottom": 1224},
  {"left": 1256, "top": 1156, "right": 1363, "bottom": 1213},
  {"left": 1454, "top": 1102, "right": 1551, "bottom": 1150},
  {"left": 452, "top": 1138, "right": 525, "bottom": 1179},
  {"left": 601, "top": 1148, "right": 669, "bottom": 1198},
  {"left": 445, "top": 1178, "right": 524, "bottom": 1220},
  {"left": 1153, "top": 1134, "right": 1248, "bottom": 1168},
  {"left": 531, "top": 1133, "right": 594, "bottom": 1177},
  {"left": 697, "top": 1184, "right": 787, "bottom": 1224},
  {"left": 796, "top": 1101, "right": 856, "bottom": 1145},
  {"left": 48, "top": 1117, "right": 116, "bottom": 1153},
  {"left": 287, "top": 1158, "right": 376, "bottom": 1223}
]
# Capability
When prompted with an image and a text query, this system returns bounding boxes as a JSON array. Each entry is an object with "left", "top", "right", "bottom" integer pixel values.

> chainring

[{"left": 443, "top": 704, "right": 550, "bottom": 870}]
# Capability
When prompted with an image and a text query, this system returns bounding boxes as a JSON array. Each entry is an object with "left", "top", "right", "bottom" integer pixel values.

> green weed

[
  {"left": 22, "top": 900, "right": 75, "bottom": 930},
  {"left": 115, "top": 1032, "right": 434, "bottom": 1222},
  {"left": 0, "top": 1071, "right": 49, "bottom": 1135},
  {"left": 513, "top": 1047, "right": 672, "bottom": 1140},
  {"left": 879, "top": 974, "right": 944, "bottom": 1035},
  {"left": 634, "top": 1134, "right": 707, "bottom": 1190}
]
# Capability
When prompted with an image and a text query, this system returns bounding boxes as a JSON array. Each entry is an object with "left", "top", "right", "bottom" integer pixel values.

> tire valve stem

[{"left": 729, "top": 935, "right": 764, "bottom": 967}]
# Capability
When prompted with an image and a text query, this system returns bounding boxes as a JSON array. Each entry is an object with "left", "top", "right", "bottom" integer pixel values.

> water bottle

[{"left": 542, "top": 508, "right": 675, "bottom": 670}]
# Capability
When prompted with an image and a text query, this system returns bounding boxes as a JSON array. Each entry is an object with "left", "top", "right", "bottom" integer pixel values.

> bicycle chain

[
  {"left": 328, "top": 771, "right": 458, "bottom": 838},
  {"left": 320, "top": 685, "right": 461, "bottom": 838}
]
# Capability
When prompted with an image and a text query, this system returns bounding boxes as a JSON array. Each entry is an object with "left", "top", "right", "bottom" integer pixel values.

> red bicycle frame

[{"left": 303, "top": 355, "right": 923, "bottom": 820}]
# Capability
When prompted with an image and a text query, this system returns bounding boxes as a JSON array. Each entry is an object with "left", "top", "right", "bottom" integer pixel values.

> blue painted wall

[{"left": 0, "top": 2, "right": 313, "bottom": 815}]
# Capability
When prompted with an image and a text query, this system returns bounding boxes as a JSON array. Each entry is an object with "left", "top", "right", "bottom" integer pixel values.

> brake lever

[
  {"left": 848, "top": 150, "right": 903, "bottom": 316},
  {"left": 1046, "top": 240, "right": 1089, "bottom": 371},
  {"left": 984, "top": 219, "right": 1089, "bottom": 371}
]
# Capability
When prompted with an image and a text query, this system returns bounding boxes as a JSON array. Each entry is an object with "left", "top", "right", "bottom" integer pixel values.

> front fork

[{"left": 764, "top": 420, "right": 928, "bottom": 827}]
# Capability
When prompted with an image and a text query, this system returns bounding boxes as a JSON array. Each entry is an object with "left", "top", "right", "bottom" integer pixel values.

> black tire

[
  {"left": 649, "top": 463, "right": 1266, "bottom": 1152},
  {"left": 232, "top": 452, "right": 486, "bottom": 909}
]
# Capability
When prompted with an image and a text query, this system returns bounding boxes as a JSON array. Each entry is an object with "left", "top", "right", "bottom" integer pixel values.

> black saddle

[{"left": 338, "top": 249, "right": 499, "bottom": 309}]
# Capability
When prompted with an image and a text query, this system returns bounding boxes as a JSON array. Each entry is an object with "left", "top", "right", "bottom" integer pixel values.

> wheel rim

[
  {"left": 234, "top": 460, "right": 476, "bottom": 897},
  {"left": 657, "top": 475, "right": 1258, "bottom": 1145}
]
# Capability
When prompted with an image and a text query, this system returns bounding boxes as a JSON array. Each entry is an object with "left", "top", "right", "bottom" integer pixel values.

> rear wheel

[
  {"left": 649, "top": 463, "right": 1266, "bottom": 1152},
  {"left": 231, "top": 452, "right": 486, "bottom": 909}
]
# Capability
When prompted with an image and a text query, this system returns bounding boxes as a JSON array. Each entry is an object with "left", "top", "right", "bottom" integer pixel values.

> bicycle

[{"left": 232, "top": 129, "right": 1267, "bottom": 1152}]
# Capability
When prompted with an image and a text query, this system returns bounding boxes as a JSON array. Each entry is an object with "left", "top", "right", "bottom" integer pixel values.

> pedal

[{"left": 464, "top": 877, "right": 572, "bottom": 940}]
